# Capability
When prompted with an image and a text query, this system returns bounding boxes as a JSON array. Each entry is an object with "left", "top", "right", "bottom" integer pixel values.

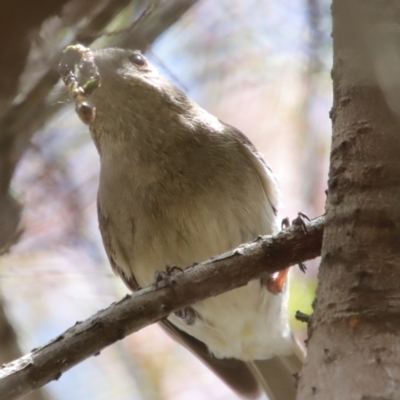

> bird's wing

[
  {"left": 224, "top": 122, "right": 280, "bottom": 217},
  {"left": 97, "top": 198, "right": 140, "bottom": 291}
]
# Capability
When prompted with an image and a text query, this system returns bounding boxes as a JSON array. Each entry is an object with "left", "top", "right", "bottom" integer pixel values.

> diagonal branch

[{"left": 0, "top": 215, "right": 324, "bottom": 400}]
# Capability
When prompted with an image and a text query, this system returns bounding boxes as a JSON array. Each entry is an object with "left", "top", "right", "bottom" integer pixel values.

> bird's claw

[
  {"left": 174, "top": 307, "right": 197, "bottom": 326},
  {"left": 292, "top": 212, "right": 310, "bottom": 234},
  {"left": 154, "top": 265, "right": 183, "bottom": 290},
  {"left": 154, "top": 271, "right": 172, "bottom": 290},
  {"left": 281, "top": 213, "right": 309, "bottom": 273},
  {"left": 281, "top": 217, "right": 290, "bottom": 230},
  {"left": 166, "top": 265, "right": 184, "bottom": 275},
  {"left": 298, "top": 262, "right": 307, "bottom": 273}
]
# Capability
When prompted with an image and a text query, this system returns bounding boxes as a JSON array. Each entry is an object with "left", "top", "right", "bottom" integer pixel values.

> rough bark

[
  {"left": 0, "top": 216, "right": 324, "bottom": 400},
  {"left": 297, "top": 1, "right": 400, "bottom": 399}
]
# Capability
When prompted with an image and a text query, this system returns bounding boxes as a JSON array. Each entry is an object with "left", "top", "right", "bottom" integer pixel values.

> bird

[{"left": 60, "top": 46, "right": 305, "bottom": 399}]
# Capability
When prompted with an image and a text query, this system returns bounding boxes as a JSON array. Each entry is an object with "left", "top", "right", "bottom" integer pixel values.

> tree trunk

[{"left": 297, "top": 1, "right": 400, "bottom": 399}]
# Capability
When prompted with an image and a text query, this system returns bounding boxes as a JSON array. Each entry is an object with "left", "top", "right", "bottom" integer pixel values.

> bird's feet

[
  {"left": 281, "top": 212, "right": 310, "bottom": 233},
  {"left": 281, "top": 212, "right": 310, "bottom": 274},
  {"left": 154, "top": 266, "right": 197, "bottom": 326},
  {"left": 174, "top": 307, "right": 197, "bottom": 326},
  {"left": 292, "top": 211, "right": 310, "bottom": 234},
  {"left": 154, "top": 265, "right": 184, "bottom": 289}
]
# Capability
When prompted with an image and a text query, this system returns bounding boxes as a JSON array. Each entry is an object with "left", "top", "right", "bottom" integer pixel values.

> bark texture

[{"left": 297, "top": 1, "right": 400, "bottom": 399}]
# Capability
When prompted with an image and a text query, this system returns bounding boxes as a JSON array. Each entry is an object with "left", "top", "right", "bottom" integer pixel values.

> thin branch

[
  {"left": 295, "top": 310, "right": 311, "bottom": 324},
  {"left": 0, "top": 215, "right": 324, "bottom": 400}
]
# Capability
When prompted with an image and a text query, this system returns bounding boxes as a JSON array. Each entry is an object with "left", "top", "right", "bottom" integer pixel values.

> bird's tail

[{"left": 248, "top": 335, "right": 305, "bottom": 400}]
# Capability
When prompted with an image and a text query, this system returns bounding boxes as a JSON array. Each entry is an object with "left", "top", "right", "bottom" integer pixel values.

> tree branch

[{"left": 0, "top": 215, "right": 324, "bottom": 400}]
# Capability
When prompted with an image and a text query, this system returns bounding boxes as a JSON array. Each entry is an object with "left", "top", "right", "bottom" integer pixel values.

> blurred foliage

[
  {"left": 1, "top": 0, "right": 332, "bottom": 399},
  {"left": 289, "top": 269, "right": 317, "bottom": 331}
]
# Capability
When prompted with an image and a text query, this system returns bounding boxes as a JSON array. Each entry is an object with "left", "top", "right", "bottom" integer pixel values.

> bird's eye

[{"left": 129, "top": 53, "right": 147, "bottom": 68}]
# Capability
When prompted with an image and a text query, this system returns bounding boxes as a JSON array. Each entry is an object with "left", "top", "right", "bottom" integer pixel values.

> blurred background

[{"left": 0, "top": 0, "right": 332, "bottom": 399}]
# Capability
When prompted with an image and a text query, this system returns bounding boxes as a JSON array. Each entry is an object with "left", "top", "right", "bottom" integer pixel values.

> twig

[{"left": 295, "top": 310, "right": 311, "bottom": 323}]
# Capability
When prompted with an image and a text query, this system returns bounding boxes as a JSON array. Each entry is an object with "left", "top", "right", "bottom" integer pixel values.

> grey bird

[{"left": 64, "top": 47, "right": 305, "bottom": 399}]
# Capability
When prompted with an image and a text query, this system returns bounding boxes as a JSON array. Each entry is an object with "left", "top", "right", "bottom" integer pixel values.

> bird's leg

[
  {"left": 281, "top": 217, "right": 290, "bottom": 230},
  {"left": 293, "top": 212, "right": 310, "bottom": 272},
  {"left": 283, "top": 214, "right": 309, "bottom": 273},
  {"left": 154, "top": 265, "right": 184, "bottom": 289},
  {"left": 154, "top": 265, "right": 197, "bottom": 326},
  {"left": 292, "top": 211, "right": 310, "bottom": 234},
  {"left": 166, "top": 265, "right": 184, "bottom": 275},
  {"left": 263, "top": 213, "right": 310, "bottom": 294}
]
